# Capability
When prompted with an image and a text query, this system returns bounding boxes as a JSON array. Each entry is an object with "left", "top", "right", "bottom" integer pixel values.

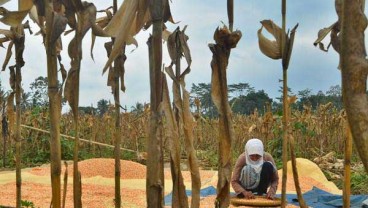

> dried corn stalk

[
  {"left": 257, "top": 15, "right": 299, "bottom": 207},
  {"left": 165, "top": 26, "right": 200, "bottom": 208},
  {"left": 209, "top": 26, "right": 241, "bottom": 208},
  {"left": 161, "top": 74, "right": 188, "bottom": 208},
  {"left": 63, "top": 2, "right": 106, "bottom": 206},
  {"left": 146, "top": 3, "right": 164, "bottom": 204},
  {"left": 339, "top": 0, "right": 368, "bottom": 172},
  {"left": 0, "top": 6, "right": 32, "bottom": 205}
]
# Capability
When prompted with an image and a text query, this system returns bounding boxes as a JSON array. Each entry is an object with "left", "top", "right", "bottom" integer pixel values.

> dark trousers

[{"left": 247, "top": 161, "right": 274, "bottom": 195}]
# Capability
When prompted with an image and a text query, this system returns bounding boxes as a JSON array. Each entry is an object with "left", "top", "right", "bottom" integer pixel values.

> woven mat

[{"left": 230, "top": 196, "right": 282, "bottom": 207}]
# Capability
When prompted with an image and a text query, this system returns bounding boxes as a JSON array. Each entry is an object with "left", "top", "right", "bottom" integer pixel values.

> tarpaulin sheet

[
  {"left": 164, "top": 186, "right": 368, "bottom": 207},
  {"left": 164, "top": 186, "right": 217, "bottom": 206},
  {"left": 278, "top": 186, "right": 368, "bottom": 208}
]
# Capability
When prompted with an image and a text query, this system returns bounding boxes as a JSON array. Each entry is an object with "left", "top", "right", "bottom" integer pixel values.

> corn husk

[
  {"left": 258, "top": 20, "right": 283, "bottom": 59},
  {"left": 0, "top": 8, "right": 29, "bottom": 27}
]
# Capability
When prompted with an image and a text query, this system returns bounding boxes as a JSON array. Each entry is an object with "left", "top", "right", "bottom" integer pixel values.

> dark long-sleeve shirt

[{"left": 231, "top": 152, "right": 279, "bottom": 195}]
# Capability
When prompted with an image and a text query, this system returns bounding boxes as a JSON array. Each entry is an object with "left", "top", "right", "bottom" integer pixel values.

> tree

[
  {"left": 190, "top": 83, "right": 217, "bottom": 118},
  {"left": 230, "top": 90, "right": 273, "bottom": 115},
  {"left": 97, "top": 99, "right": 109, "bottom": 116},
  {"left": 228, "top": 82, "right": 254, "bottom": 97},
  {"left": 131, "top": 102, "right": 144, "bottom": 115},
  {"left": 30, "top": 76, "right": 49, "bottom": 108},
  {"left": 78, "top": 106, "right": 96, "bottom": 115}
]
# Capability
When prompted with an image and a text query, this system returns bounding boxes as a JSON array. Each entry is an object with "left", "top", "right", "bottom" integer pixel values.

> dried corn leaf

[
  {"left": 91, "top": 8, "right": 113, "bottom": 60},
  {"left": 0, "top": 28, "right": 14, "bottom": 39},
  {"left": 19, "top": 0, "right": 33, "bottom": 11},
  {"left": 28, "top": 5, "right": 39, "bottom": 25},
  {"left": 162, "top": 29, "right": 171, "bottom": 42},
  {"left": 135, "top": 0, "right": 149, "bottom": 33},
  {"left": 0, "top": 36, "right": 10, "bottom": 47},
  {"left": 282, "top": 23, "right": 298, "bottom": 69},
  {"left": 164, "top": 63, "right": 176, "bottom": 82},
  {"left": 166, "top": 28, "right": 178, "bottom": 63},
  {"left": 65, "top": 2, "right": 99, "bottom": 117},
  {"left": 103, "top": 0, "right": 131, "bottom": 37},
  {"left": 179, "top": 26, "right": 192, "bottom": 77},
  {"left": 2, "top": 41, "right": 13, "bottom": 71},
  {"left": 9, "top": 65, "right": 15, "bottom": 90},
  {"left": 68, "top": 3, "right": 98, "bottom": 59},
  {"left": 13, "top": 28, "right": 25, "bottom": 68},
  {"left": 0, "top": 0, "right": 10, "bottom": 6},
  {"left": 145, "top": 0, "right": 174, "bottom": 30},
  {"left": 161, "top": 75, "right": 188, "bottom": 207},
  {"left": 64, "top": 62, "right": 80, "bottom": 117},
  {"left": 0, "top": 8, "right": 29, "bottom": 27},
  {"left": 33, "top": 0, "right": 45, "bottom": 16},
  {"left": 61, "top": 0, "right": 83, "bottom": 30},
  {"left": 50, "top": 13, "right": 67, "bottom": 46},
  {"left": 104, "top": 41, "right": 114, "bottom": 88},
  {"left": 330, "top": 26, "right": 340, "bottom": 53},
  {"left": 313, "top": 22, "right": 337, "bottom": 52},
  {"left": 180, "top": 80, "right": 201, "bottom": 208},
  {"left": 102, "top": 0, "right": 138, "bottom": 74}
]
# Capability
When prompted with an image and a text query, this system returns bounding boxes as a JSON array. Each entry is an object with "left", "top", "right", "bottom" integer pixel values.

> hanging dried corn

[
  {"left": 209, "top": 26, "right": 241, "bottom": 208},
  {"left": 161, "top": 73, "right": 188, "bottom": 208},
  {"left": 165, "top": 26, "right": 200, "bottom": 208}
]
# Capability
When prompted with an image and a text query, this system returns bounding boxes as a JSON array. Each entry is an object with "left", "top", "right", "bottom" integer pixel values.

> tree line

[
  {"left": 1, "top": 76, "right": 344, "bottom": 118},
  {"left": 190, "top": 82, "right": 344, "bottom": 118}
]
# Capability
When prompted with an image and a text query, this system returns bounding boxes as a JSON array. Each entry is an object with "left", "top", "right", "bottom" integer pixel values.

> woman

[{"left": 231, "top": 138, "right": 279, "bottom": 199}]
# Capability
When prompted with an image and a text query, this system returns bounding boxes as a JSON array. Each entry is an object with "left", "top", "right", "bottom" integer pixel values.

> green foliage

[
  {"left": 21, "top": 200, "right": 36, "bottom": 208},
  {"left": 97, "top": 99, "right": 110, "bottom": 116},
  {"left": 230, "top": 90, "right": 272, "bottom": 115},
  {"left": 350, "top": 168, "right": 368, "bottom": 194},
  {"left": 266, "top": 137, "right": 283, "bottom": 160}
]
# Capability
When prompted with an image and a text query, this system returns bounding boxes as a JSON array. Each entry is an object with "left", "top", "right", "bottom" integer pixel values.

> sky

[{"left": 0, "top": 0, "right": 346, "bottom": 111}]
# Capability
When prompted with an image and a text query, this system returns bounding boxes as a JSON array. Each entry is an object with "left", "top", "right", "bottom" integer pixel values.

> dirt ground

[{"left": 0, "top": 158, "right": 340, "bottom": 207}]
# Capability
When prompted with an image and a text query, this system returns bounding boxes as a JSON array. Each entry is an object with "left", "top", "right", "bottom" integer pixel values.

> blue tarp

[
  {"left": 164, "top": 186, "right": 368, "bottom": 207},
  {"left": 280, "top": 187, "right": 368, "bottom": 208},
  {"left": 164, "top": 186, "right": 217, "bottom": 205}
]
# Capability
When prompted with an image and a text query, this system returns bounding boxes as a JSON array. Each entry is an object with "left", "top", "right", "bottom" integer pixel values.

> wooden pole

[{"left": 281, "top": 0, "right": 288, "bottom": 207}]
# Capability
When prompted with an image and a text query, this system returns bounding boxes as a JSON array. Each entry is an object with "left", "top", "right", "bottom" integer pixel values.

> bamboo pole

[
  {"left": 343, "top": 119, "right": 352, "bottom": 208},
  {"left": 62, "top": 161, "right": 68, "bottom": 208},
  {"left": 15, "top": 64, "right": 22, "bottom": 208},
  {"left": 281, "top": 0, "right": 288, "bottom": 207},
  {"left": 113, "top": 73, "right": 122, "bottom": 208},
  {"left": 20, "top": 124, "right": 136, "bottom": 153},
  {"left": 289, "top": 135, "right": 307, "bottom": 208},
  {"left": 14, "top": 2, "right": 24, "bottom": 207}
]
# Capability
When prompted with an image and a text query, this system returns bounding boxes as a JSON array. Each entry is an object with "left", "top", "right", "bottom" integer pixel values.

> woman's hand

[
  {"left": 242, "top": 191, "right": 255, "bottom": 199},
  {"left": 266, "top": 189, "right": 275, "bottom": 200}
]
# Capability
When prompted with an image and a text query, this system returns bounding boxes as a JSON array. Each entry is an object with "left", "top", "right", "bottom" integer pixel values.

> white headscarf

[{"left": 245, "top": 138, "right": 264, "bottom": 174}]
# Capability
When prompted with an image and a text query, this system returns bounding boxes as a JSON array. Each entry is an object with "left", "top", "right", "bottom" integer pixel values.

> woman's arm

[
  {"left": 264, "top": 152, "right": 279, "bottom": 194},
  {"left": 231, "top": 154, "right": 247, "bottom": 195}
]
